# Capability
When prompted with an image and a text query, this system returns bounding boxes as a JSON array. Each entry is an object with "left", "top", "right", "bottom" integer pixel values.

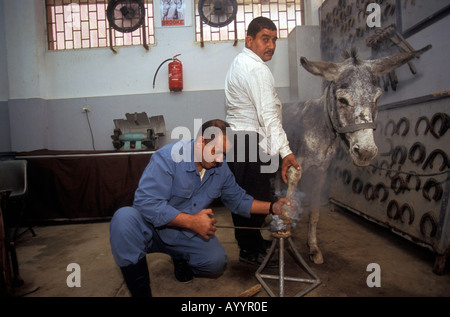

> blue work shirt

[{"left": 133, "top": 139, "right": 254, "bottom": 245}]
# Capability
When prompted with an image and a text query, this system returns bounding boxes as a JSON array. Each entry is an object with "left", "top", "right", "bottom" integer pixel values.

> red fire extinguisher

[{"left": 153, "top": 54, "right": 183, "bottom": 92}]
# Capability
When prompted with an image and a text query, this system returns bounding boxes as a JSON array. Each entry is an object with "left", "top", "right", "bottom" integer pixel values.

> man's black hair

[
  {"left": 247, "top": 16, "right": 277, "bottom": 38},
  {"left": 196, "top": 119, "right": 230, "bottom": 143}
]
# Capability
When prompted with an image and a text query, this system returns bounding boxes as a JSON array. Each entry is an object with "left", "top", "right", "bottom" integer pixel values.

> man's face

[
  {"left": 246, "top": 28, "right": 278, "bottom": 62},
  {"left": 196, "top": 134, "right": 232, "bottom": 170}
]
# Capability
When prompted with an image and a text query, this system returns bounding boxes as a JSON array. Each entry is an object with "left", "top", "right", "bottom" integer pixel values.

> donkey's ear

[
  {"left": 367, "top": 44, "right": 432, "bottom": 76},
  {"left": 300, "top": 57, "right": 340, "bottom": 81}
]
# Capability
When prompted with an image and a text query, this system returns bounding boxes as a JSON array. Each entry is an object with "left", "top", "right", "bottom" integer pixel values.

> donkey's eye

[{"left": 338, "top": 98, "right": 349, "bottom": 105}]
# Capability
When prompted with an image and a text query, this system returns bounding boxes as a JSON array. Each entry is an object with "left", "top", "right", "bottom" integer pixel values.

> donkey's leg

[
  {"left": 285, "top": 166, "right": 302, "bottom": 199},
  {"left": 280, "top": 166, "right": 302, "bottom": 231},
  {"left": 307, "top": 174, "right": 325, "bottom": 264}
]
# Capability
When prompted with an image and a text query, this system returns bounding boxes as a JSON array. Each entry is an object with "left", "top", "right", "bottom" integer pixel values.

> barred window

[
  {"left": 195, "top": 0, "right": 305, "bottom": 43},
  {"left": 46, "top": 0, "right": 155, "bottom": 50}
]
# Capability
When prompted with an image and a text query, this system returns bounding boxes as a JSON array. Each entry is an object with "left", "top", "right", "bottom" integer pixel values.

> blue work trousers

[{"left": 110, "top": 206, "right": 227, "bottom": 275}]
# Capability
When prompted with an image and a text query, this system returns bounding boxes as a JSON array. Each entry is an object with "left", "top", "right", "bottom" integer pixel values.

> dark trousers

[{"left": 227, "top": 131, "right": 277, "bottom": 252}]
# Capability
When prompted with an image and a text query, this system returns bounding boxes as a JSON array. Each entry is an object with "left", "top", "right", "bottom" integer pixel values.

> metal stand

[{"left": 255, "top": 235, "right": 321, "bottom": 297}]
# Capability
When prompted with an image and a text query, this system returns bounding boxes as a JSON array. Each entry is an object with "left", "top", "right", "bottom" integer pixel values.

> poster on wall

[{"left": 161, "top": 0, "right": 185, "bottom": 26}]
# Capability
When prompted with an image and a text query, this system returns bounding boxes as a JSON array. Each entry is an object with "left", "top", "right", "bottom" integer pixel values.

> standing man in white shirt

[{"left": 225, "top": 16, "right": 300, "bottom": 265}]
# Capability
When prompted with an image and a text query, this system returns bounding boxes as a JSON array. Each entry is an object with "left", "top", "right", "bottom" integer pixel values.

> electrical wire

[{"left": 84, "top": 111, "right": 96, "bottom": 151}]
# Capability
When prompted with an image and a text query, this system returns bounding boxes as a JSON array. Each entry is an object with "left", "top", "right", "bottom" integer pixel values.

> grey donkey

[{"left": 281, "top": 45, "right": 432, "bottom": 264}]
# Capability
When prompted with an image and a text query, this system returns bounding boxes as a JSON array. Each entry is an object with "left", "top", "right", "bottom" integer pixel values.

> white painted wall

[
  {"left": 0, "top": 0, "right": 11, "bottom": 152},
  {"left": 304, "top": 0, "right": 323, "bottom": 26},
  {"left": 1, "top": 0, "right": 296, "bottom": 152},
  {"left": 5, "top": 0, "right": 290, "bottom": 100},
  {"left": 4, "top": 0, "right": 442, "bottom": 153},
  {"left": 4, "top": 0, "right": 46, "bottom": 100},
  {"left": 44, "top": 30, "right": 290, "bottom": 99},
  {"left": 0, "top": 0, "right": 8, "bottom": 102}
]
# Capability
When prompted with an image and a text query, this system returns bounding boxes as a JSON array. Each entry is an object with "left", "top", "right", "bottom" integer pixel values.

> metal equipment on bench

[{"left": 111, "top": 113, "right": 165, "bottom": 150}]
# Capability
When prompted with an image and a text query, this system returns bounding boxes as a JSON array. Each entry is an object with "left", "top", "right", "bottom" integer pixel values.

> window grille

[
  {"left": 46, "top": 0, "right": 155, "bottom": 50},
  {"left": 195, "top": 0, "right": 305, "bottom": 43}
]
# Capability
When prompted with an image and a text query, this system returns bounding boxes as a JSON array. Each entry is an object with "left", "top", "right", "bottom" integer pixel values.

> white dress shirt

[{"left": 225, "top": 48, "right": 292, "bottom": 158}]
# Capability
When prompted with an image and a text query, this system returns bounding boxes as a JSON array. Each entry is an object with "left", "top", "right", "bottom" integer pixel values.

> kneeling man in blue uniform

[{"left": 110, "top": 119, "right": 289, "bottom": 297}]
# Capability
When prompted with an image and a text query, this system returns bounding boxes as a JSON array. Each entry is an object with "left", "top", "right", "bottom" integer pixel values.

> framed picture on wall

[{"left": 155, "top": 0, "right": 192, "bottom": 27}]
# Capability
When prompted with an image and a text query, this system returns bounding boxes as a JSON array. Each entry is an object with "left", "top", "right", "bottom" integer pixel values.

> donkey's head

[{"left": 300, "top": 45, "right": 431, "bottom": 166}]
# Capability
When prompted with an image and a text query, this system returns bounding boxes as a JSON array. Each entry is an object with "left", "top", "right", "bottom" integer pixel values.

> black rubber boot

[
  {"left": 120, "top": 256, "right": 152, "bottom": 297},
  {"left": 173, "top": 258, "right": 193, "bottom": 283}
]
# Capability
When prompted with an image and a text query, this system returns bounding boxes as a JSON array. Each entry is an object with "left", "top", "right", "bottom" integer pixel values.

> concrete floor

[{"left": 10, "top": 204, "right": 450, "bottom": 298}]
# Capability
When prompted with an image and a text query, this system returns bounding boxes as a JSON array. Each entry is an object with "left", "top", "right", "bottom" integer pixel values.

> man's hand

[
  {"left": 271, "top": 197, "right": 293, "bottom": 215},
  {"left": 167, "top": 209, "right": 217, "bottom": 240},
  {"left": 190, "top": 209, "right": 217, "bottom": 240},
  {"left": 281, "top": 154, "right": 300, "bottom": 184}
]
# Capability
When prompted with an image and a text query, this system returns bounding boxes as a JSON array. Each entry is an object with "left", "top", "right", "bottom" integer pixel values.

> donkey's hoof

[{"left": 309, "top": 251, "right": 324, "bottom": 264}]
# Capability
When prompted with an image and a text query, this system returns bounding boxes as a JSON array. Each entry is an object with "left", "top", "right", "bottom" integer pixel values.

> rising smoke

[{"left": 270, "top": 185, "right": 306, "bottom": 232}]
